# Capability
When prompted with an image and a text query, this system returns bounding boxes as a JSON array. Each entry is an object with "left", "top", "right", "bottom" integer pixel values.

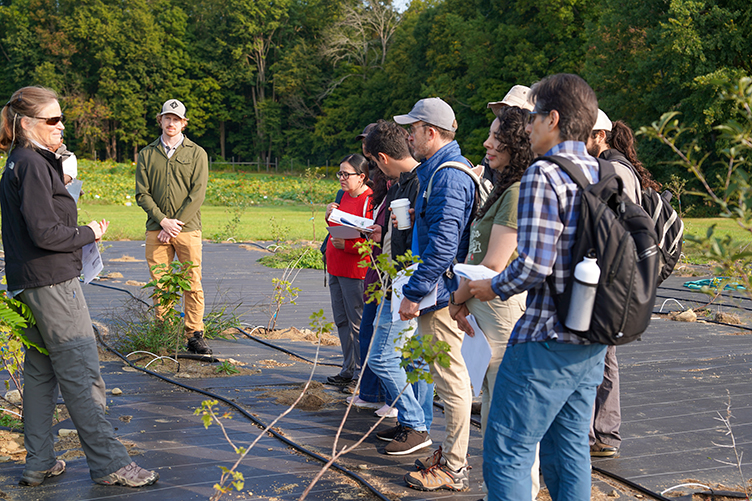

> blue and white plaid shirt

[{"left": 491, "top": 141, "right": 599, "bottom": 345}]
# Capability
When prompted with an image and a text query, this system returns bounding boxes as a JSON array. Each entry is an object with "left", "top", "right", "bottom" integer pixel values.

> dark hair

[
  {"left": 340, "top": 153, "right": 373, "bottom": 189},
  {"left": 370, "top": 164, "right": 389, "bottom": 207},
  {"left": 606, "top": 120, "right": 661, "bottom": 191},
  {"left": 0, "top": 86, "right": 58, "bottom": 151},
  {"left": 475, "top": 106, "right": 534, "bottom": 220},
  {"left": 529, "top": 74, "right": 598, "bottom": 143},
  {"left": 363, "top": 120, "right": 411, "bottom": 161}
]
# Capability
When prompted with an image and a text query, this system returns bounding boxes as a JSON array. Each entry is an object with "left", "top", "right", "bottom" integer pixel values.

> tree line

[{"left": 1, "top": 0, "right": 750, "bottom": 200}]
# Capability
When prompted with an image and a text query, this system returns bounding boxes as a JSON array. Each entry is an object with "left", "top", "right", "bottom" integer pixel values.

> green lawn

[
  {"left": 80, "top": 203, "right": 329, "bottom": 243},
  {"left": 83, "top": 203, "right": 747, "bottom": 267}
]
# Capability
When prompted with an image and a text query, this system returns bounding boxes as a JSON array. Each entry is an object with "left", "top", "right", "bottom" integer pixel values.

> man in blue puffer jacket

[{"left": 394, "top": 98, "right": 476, "bottom": 492}]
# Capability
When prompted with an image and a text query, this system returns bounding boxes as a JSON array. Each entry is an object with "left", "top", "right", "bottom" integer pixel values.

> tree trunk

[{"left": 220, "top": 120, "right": 226, "bottom": 159}]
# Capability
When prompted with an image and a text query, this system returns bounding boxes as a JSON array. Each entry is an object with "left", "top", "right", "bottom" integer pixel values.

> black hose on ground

[
  {"left": 235, "top": 326, "right": 341, "bottom": 368},
  {"left": 592, "top": 466, "right": 674, "bottom": 501},
  {"left": 93, "top": 324, "right": 392, "bottom": 501}
]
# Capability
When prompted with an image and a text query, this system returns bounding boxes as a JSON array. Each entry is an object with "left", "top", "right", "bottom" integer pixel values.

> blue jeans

[
  {"left": 368, "top": 299, "right": 433, "bottom": 432},
  {"left": 358, "top": 300, "right": 385, "bottom": 403},
  {"left": 483, "top": 341, "right": 607, "bottom": 501}
]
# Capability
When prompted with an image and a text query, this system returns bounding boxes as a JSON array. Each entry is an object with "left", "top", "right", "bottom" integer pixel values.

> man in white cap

[
  {"left": 135, "top": 99, "right": 210, "bottom": 354},
  {"left": 392, "top": 97, "right": 476, "bottom": 492},
  {"left": 585, "top": 108, "right": 644, "bottom": 459}
]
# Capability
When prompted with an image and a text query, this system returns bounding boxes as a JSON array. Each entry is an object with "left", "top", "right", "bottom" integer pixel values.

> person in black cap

[{"left": 135, "top": 99, "right": 210, "bottom": 354}]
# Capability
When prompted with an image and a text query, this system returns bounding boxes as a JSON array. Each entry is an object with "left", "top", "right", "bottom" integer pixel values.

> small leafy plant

[{"left": 214, "top": 360, "right": 240, "bottom": 375}]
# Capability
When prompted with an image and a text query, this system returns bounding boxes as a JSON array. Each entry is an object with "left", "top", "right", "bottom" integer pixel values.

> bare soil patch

[
  {"left": 258, "top": 381, "right": 336, "bottom": 411},
  {"left": 109, "top": 255, "right": 144, "bottom": 262}
]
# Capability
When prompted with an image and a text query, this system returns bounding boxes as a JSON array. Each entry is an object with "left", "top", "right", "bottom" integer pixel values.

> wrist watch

[{"left": 450, "top": 292, "right": 463, "bottom": 306}]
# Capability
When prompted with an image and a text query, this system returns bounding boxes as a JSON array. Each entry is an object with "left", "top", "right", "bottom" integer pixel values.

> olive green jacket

[{"left": 135, "top": 136, "right": 208, "bottom": 232}]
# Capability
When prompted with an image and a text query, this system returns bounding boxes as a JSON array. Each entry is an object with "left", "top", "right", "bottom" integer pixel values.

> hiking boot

[
  {"left": 590, "top": 440, "right": 619, "bottom": 458},
  {"left": 19, "top": 460, "right": 66, "bottom": 486},
  {"left": 186, "top": 331, "right": 211, "bottom": 355},
  {"left": 374, "top": 404, "right": 398, "bottom": 418},
  {"left": 384, "top": 427, "right": 432, "bottom": 455},
  {"left": 415, "top": 446, "right": 444, "bottom": 470},
  {"left": 405, "top": 463, "right": 469, "bottom": 491},
  {"left": 341, "top": 380, "right": 357, "bottom": 394},
  {"left": 326, "top": 374, "right": 352, "bottom": 386},
  {"left": 376, "top": 423, "right": 404, "bottom": 442},
  {"left": 93, "top": 462, "right": 159, "bottom": 487}
]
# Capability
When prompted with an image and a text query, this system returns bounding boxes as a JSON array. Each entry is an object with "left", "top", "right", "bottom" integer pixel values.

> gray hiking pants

[
  {"left": 20, "top": 278, "right": 132, "bottom": 479},
  {"left": 589, "top": 345, "right": 621, "bottom": 447},
  {"left": 328, "top": 274, "right": 363, "bottom": 379}
]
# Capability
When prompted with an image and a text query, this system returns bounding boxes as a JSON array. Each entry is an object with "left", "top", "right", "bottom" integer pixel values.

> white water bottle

[{"left": 565, "top": 255, "right": 601, "bottom": 332}]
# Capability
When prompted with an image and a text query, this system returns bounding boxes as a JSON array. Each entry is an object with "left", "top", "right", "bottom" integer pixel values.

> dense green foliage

[{"left": 1, "top": 0, "right": 750, "bottom": 211}]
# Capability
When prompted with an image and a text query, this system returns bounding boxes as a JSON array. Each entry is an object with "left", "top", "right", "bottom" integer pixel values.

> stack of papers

[
  {"left": 391, "top": 263, "right": 437, "bottom": 322},
  {"left": 327, "top": 208, "right": 374, "bottom": 239}
]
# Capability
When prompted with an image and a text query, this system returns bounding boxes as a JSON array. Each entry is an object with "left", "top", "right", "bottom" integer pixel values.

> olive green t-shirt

[{"left": 466, "top": 182, "right": 520, "bottom": 266}]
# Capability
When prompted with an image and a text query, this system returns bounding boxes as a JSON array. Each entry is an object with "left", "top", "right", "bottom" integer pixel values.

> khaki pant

[
  {"left": 418, "top": 306, "right": 472, "bottom": 471},
  {"left": 145, "top": 229, "right": 205, "bottom": 335},
  {"left": 468, "top": 293, "right": 540, "bottom": 500}
]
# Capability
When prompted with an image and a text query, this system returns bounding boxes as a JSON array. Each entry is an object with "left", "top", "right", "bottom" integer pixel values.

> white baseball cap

[
  {"left": 160, "top": 99, "right": 187, "bottom": 120},
  {"left": 593, "top": 109, "right": 612, "bottom": 131}
]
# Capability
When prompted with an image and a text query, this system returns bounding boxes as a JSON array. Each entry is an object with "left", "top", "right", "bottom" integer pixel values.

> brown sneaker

[
  {"left": 93, "top": 462, "right": 159, "bottom": 487},
  {"left": 376, "top": 424, "right": 404, "bottom": 442},
  {"left": 415, "top": 446, "right": 444, "bottom": 470},
  {"left": 384, "top": 427, "right": 432, "bottom": 455},
  {"left": 19, "top": 459, "right": 66, "bottom": 486},
  {"left": 590, "top": 440, "right": 619, "bottom": 457},
  {"left": 405, "top": 463, "right": 469, "bottom": 491}
]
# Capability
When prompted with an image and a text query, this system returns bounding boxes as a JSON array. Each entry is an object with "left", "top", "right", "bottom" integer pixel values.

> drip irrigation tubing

[
  {"left": 86, "top": 278, "right": 726, "bottom": 500},
  {"left": 93, "top": 324, "right": 392, "bottom": 501},
  {"left": 658, "top": 285, "right": 752, "bottom": 302},
  {"left": 656, "top": 293, "right": 752, "bottom": 314},
  {"left": 235, "top": 326, "right": 341, "bottom": 368},
  {"left": 592, "top": 466, "right": 673, "bottom": 501}
]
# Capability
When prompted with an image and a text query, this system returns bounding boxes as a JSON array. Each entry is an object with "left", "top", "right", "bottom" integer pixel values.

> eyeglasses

[
  {"left": 336, "top": 171, "right": 360, "bottom": 180},
  {"left": 34, "top": 115, "right": 64, "bottom": 126},
  {"left": 527, "top": 110, "right": 549, "bottom": 125},
  {"left": 409, "top": 124, "right": 430, "bottom": 136}
]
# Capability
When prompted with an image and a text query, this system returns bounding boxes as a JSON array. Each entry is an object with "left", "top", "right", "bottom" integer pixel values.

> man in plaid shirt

[{"left": 469, "top": 73, "right": 608, "bottom": 500}]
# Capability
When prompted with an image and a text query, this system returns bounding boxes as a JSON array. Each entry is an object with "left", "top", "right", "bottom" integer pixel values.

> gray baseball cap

[
  {"left": 394, "top": 97, "right": 457, "bottom": 132},
  {"left": 160, "top": 99, "right": 187, "bottom": 120},
  {"left": 355, "top": 123, "right": 377, "bottom": 141}
]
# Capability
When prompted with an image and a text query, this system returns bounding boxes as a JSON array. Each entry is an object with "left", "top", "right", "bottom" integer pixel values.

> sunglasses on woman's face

[{"left": 34, "top": 115, "right": 64, "bottom": 126}]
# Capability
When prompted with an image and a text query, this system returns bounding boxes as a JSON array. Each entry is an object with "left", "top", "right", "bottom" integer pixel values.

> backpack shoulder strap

[
  {"left": 425, "top": 161, "right": 478, "bottom": 200},
  {"left": 335, "top": 189, "right": 345, "bottom": 204},
  {"left": 534, "top": 155, "right": 591, "bottom": 189}
]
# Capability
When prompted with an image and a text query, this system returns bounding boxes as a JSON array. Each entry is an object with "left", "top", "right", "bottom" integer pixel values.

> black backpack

[
  {"left": 604, "top": 151, "right": 684, "bottom": 286},
  {"left": 543, "top": 156, "right": 660, "bottom": 345},
  {"left": 640, "top": 188, "right": 684, "bottom": 285}
]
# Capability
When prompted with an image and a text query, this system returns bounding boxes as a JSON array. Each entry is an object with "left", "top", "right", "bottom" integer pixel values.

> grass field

[
  {"left": 83, "top": 200, "right": 748, "bottom": 267},
  {"left": 80, "top": 203, "right": 329, "bottom": 243}
]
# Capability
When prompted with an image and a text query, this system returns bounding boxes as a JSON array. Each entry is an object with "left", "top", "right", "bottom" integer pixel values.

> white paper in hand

[
  {"left": 81, "top": 242, "right": 103, "bottom": 284},
  {"left": 391, "top": 263, "right": 437, "bottom": 322},
  {"left": 328, "top": 208, "right": 374, "bottom": 231},
  {"left": 453, "top": 263, "right": 499, "bottom": 281},
  {"left": 460, "top": 314, "right": 492, "bottom": 398}
]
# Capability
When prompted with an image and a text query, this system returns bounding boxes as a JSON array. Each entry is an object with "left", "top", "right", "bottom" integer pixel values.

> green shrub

[{"left": 257, "top": 246, "right": 324, "bottom": 270}]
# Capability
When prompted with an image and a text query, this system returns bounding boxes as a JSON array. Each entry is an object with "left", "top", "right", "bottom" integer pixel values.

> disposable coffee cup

[{"left": 390, "top": 198, "right": 412, "bottom": 230}]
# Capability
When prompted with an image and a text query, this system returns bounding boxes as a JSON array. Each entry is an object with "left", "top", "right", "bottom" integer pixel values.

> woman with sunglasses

[
  {"left": 447, "top": 105, "right": 539, "bottom": 499},
  {"left": 324, "top": 154, "right": 374, "bottom": 387},
  {"left": 0, "top": 86, "right": 158, "bottom": 488}
]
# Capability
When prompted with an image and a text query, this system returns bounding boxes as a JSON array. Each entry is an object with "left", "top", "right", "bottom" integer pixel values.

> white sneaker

[
  {"left": 345, "top": 395, "right": 384, "bottom": 410},
  {"left": 375, "top": 404, "right": 398, "bottom": 418}
]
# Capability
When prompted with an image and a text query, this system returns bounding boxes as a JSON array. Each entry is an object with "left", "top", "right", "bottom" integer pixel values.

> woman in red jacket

[{"left": 325, "top": 154, "right": 374, "bottom": 385}]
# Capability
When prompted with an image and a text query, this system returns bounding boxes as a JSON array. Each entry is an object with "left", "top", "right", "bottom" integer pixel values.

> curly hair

[{"left": 475, "top": 106, "right": 534, "bottom": 220}]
